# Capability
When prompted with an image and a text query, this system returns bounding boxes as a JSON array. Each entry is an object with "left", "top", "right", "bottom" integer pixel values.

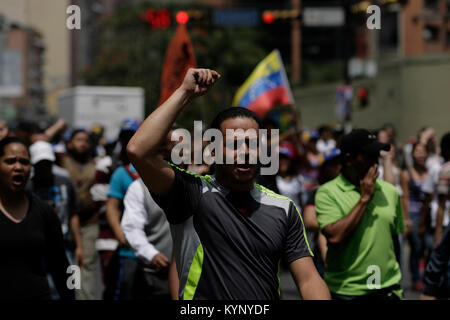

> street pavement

[{"left": 92, "top": 240, "right": 422, "bottom": 300}]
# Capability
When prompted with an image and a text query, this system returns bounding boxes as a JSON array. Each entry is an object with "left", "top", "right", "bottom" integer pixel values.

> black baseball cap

[{"left": 341, "top": 129, "right": 390, "bottom": 155}]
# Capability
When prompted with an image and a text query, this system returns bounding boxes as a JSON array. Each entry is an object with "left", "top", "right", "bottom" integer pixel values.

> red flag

[{"left": 159, "top": 24, "right": 197, "bottom": 105}]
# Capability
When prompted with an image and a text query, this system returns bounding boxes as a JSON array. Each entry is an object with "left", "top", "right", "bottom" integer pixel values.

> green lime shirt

[{"left": 315, "top": 174, "right": 404, "bottom": 297}]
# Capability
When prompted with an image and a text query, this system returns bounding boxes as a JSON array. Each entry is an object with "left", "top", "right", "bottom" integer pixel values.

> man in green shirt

[{"left": 315, "top": 129, "right": 404, "bottom": 300}]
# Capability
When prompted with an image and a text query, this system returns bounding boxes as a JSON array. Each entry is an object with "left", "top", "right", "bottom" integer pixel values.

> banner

[
  {"left": 159, "top": 24, "right": 197, "bottom": 105},
  {"left": 232, "top": 49, "right": 294, "bottom": 117}
]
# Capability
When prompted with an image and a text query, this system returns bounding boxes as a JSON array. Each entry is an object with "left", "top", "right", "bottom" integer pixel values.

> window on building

[
  {"left": 379, "top": 10, "right": 399, "bottom": 53},
  {"left": 423, "top": 25, "right": 440, "bottom": 42},
  {"left": 424, "top": 0, "right": 439, "bottom": 10}
]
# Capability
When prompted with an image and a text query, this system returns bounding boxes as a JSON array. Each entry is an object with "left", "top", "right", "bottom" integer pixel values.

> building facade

[{"left": 0, "top": 16, "right": 45, "bottom": 120}]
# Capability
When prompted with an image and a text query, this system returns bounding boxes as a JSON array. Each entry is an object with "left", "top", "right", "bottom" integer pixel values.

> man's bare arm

[
  {"left": 44, "top": 119, "right": 66, "bottom": 141},
  {"left": 289, "top": 257, "right": 331, "bottom": 300},
  {"left": 323, "top": 198, "right": 370, "bottom": 245},
  {"left": 106, "top": 197, "right": 127, "bottom": 246},
  {"left": 322, "top": 165, "right": 378, "bottom": 244},
  {"left": 302, "top": 205, "right": 320, "bottom": 233},
  {"left": 70, "top": 214, "right": 84, "bottom": 268},
  {"left": 169, "top": 252, "right": 179, "bottom": 300},
  {"left": 433, "top": 195, "right": 447, "bottom": 247},
  {"left": 318, "top": 232, "right": 328, "bottom": 263},
  {"left": 127, "top": 68, "right": 220, "bottom": 196},
  {"left": 380, "top": 149, "right": 395, "bottom": 185}
]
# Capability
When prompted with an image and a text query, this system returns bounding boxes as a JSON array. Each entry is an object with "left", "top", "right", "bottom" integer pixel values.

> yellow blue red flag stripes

[{"left": 232, "top": 49, "right": 294, "bottom": 117}]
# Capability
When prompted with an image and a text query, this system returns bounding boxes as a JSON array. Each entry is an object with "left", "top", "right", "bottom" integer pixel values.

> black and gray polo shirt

[{"left": 152, "top": 164, "right": 313, "bottom": 300}]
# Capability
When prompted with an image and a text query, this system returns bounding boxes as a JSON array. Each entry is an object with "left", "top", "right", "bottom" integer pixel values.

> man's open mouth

[{"left": 235, "top": 164, "right": 252, "bottom": 172}]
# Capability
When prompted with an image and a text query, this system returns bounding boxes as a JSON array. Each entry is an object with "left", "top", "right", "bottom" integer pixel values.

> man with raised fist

[{"left": 127, "top": 68, "right": 330, "bottom": 300}]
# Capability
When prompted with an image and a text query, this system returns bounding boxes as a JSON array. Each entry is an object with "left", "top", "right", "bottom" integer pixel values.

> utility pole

[
  {"left": 343, "top": 0, "right": 352, "bottom": 85},
  {"left": 342, "top": 0, "right": 353, "bottom": 133},
  {"left": 291, "top": 0, "right": 301, "bottom": 84}
]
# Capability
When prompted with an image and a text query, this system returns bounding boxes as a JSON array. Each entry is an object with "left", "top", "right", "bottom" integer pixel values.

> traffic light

[
  {"left": 141, "top": 8, "right": 210, "bottom": 29},
  {"left": 142, "top": 9, "right": 171, "bottom": 29},
  {"left": 179, "top": 9, "right": 209, "bottom": 25},
  {"left": 262, "top": 11, "right": 275, "bottom": 24},
  {"left": 261, "top": 9, "right": 301, "bottom": 25},
  {"left": 176, "top": 11, "right": 189, "bottom": 25},
  {"left": 357, "top": 88, "right": 369, "bottom": 108}
]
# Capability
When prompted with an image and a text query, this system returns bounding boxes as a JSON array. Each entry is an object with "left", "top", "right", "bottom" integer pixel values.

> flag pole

[{"left": 274, "top": 49, "right": 300, "bottom": 127}]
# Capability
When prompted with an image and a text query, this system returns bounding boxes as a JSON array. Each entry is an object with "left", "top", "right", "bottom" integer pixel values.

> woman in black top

[{"left": 0, "top": 137, "right": 74, "bottom": 300}]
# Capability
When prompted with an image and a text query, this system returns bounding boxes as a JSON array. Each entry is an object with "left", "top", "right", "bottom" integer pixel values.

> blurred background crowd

[
  {"left": 0, "top": 0, "right": 449, "bottom": 300},
  {"left": 0, "top": 113, "right": 449, "bottom": 299}
]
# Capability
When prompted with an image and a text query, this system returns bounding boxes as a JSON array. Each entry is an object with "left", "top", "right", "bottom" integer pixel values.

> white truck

[{"left": 58, "top": 86, "right": 145, "bottom": 141}]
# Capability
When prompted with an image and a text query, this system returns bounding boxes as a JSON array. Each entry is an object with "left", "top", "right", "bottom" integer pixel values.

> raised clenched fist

[{"left": 180, "top": 68, "right": 221, "bottom": 99}]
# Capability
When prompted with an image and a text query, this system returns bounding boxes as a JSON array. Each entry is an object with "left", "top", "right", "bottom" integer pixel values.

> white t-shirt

[
  {"left": 426, "top": 154, "right": 442, "bottom": 172},
  {"left": 121, "top": 179, "right": 164, "bottom": 264},
  {"left": 276, "top": 175, "right": 302, "bottom": 209},
  {"left": 378, "top": 163, "right": 403, "bottom": 197},
  {"left": 422, "top": 162, "right": 449, "bottom": 228},
  {"left": 316, "top": 139, "right": 336, "bottom": 154}
]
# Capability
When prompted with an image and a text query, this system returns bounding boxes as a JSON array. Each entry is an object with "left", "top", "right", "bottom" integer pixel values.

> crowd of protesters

[{"left": 0, "top": 106, "right": 449, "bottom": 300}]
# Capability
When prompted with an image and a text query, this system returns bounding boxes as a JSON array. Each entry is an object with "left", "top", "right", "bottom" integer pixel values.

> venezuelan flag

[{"left": 232, "top": 49, "right": 294, "bottom": 117}]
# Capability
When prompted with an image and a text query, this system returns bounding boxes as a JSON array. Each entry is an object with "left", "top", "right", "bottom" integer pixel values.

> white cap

[{"left": 30, "top": 141, "right": 56, "bottom": 165}]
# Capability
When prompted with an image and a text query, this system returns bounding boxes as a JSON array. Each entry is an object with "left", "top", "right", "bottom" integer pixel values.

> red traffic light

[
  {"left": 358, "top": 88, "right": 368, "bottom": 99},
  {"left": 143, "top": 9, "right": 171, "bottom": 29},
  {"left": 176, "top": 11, "right": 189, "bottom": 25},
  {"left": 262, "top": 11, "right": 275, "bottom": 24},
  {"left": 358, "top": 88, "right": 369, "bottom": 107}
]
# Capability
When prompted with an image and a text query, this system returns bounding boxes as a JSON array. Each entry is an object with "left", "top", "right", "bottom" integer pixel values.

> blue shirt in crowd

[{"left": 108, "top": 164, "right": 137, "bottom": 200}]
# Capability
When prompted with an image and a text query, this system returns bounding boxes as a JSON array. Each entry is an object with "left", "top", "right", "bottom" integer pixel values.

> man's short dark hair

[
  {"left": 340, "top": 128, "right": 390, "bottom": 156},
  {"left": 318, "top": 125, "right": 331, "bottom": 136},
  {"left": 70, "top": 128, "right": 88, "bottom": 140},
  {"left": 209, "top": 107, "right": 263, "bottom": 131},
  {"left": 16, "top": 120, "right": 37, "bottom": 133},
  {"left": 261, "top": 117, "right": 278, "bottom": 129}
]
